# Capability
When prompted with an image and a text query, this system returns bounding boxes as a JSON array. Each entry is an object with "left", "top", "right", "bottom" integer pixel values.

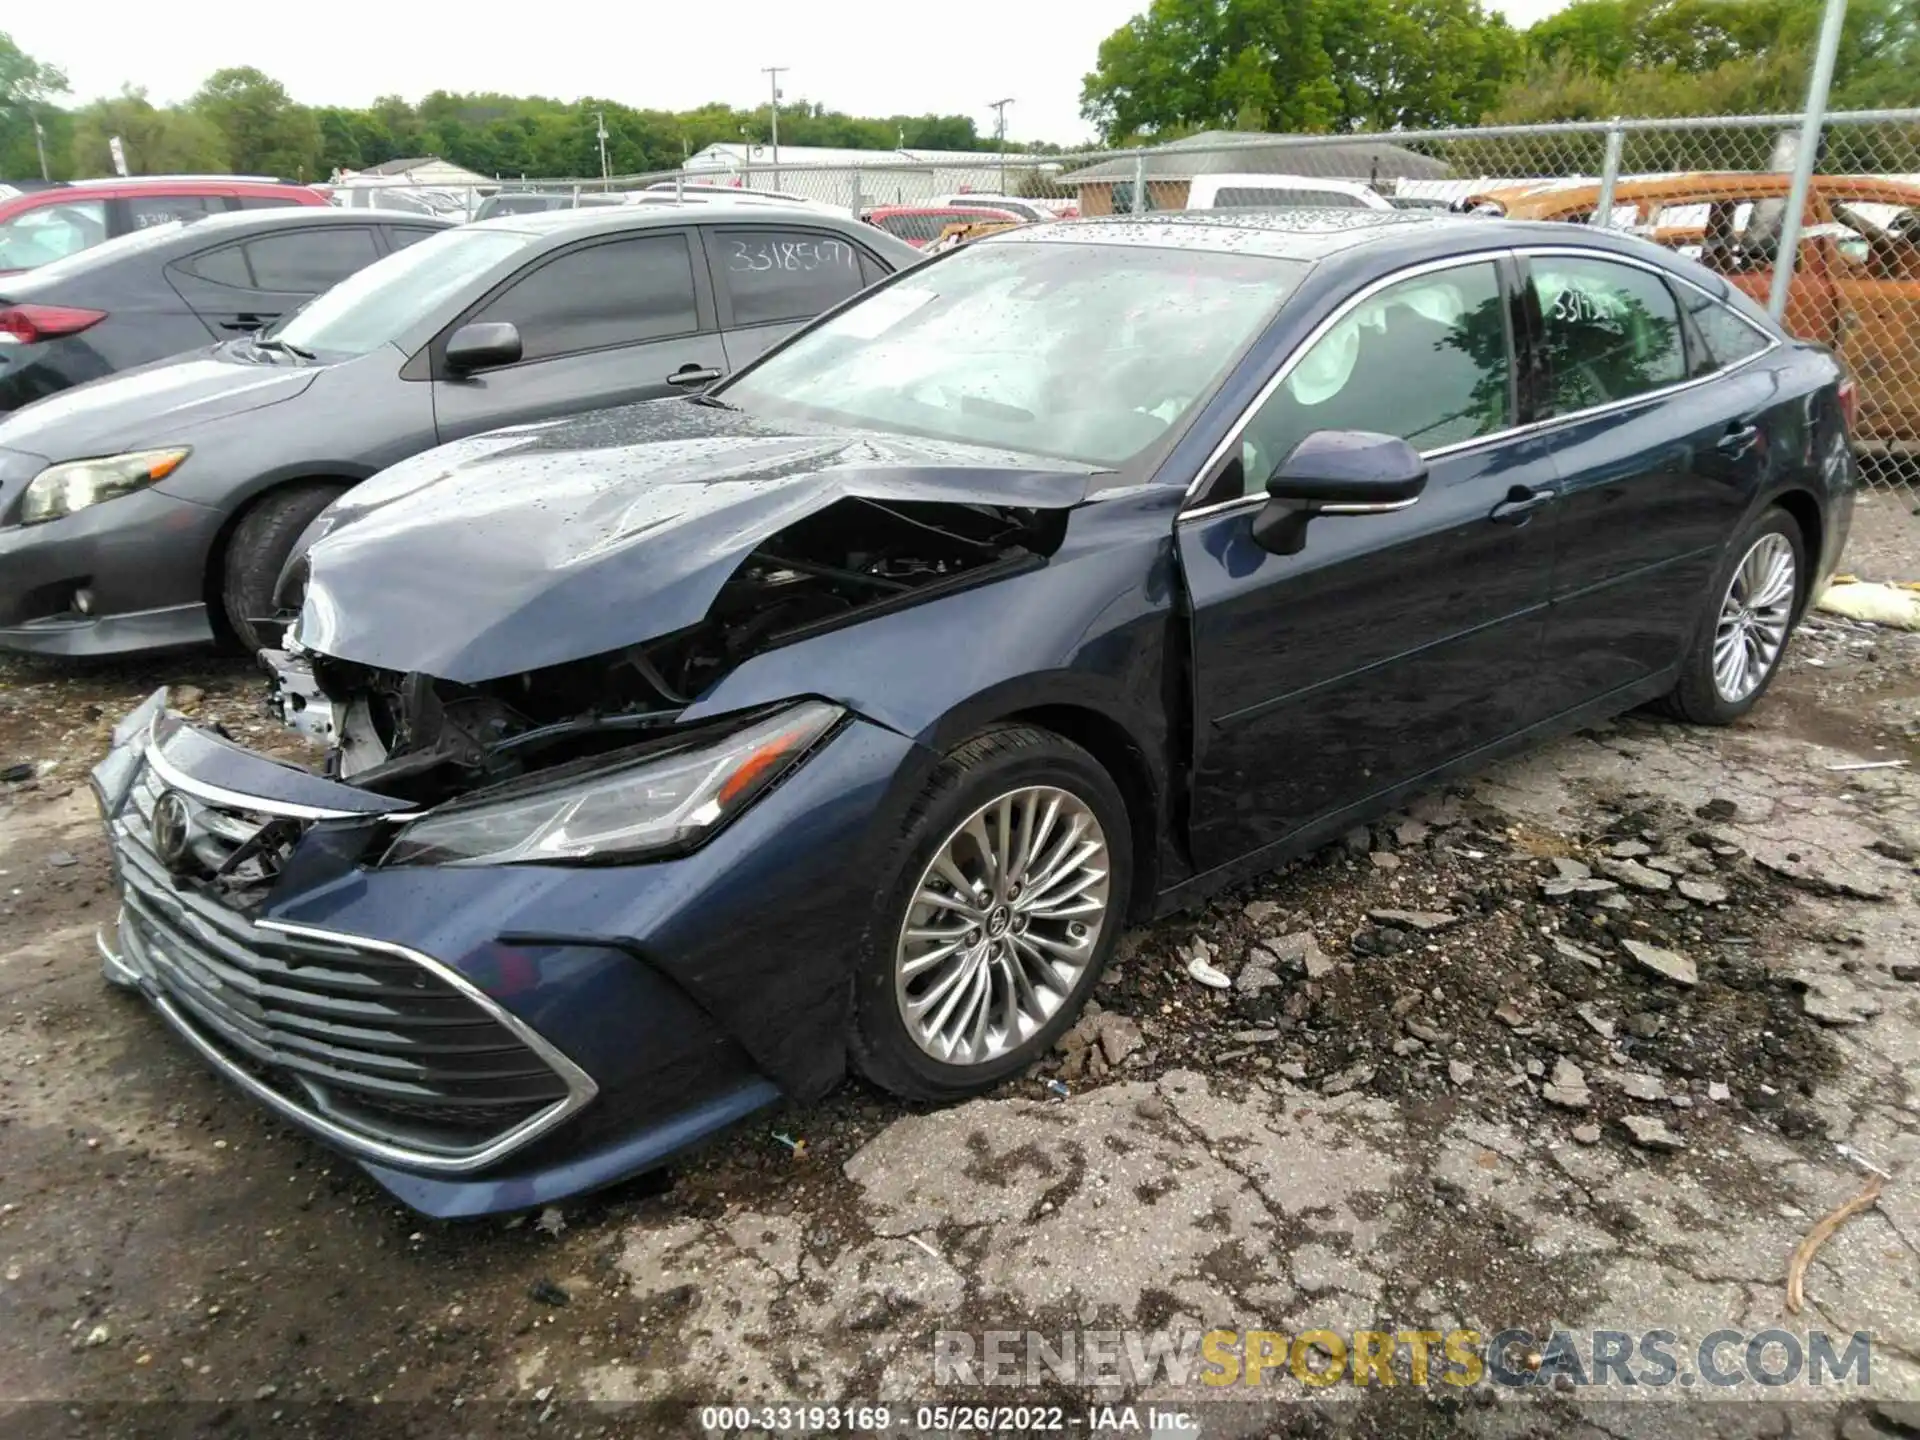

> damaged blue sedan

[{"left": 92, "top": 211, "right": 1854, "bottom": 1216}]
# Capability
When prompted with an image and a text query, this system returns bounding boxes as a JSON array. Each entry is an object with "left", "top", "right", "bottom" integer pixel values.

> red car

[
  {"left": 864, "top": 204, "right": 1027, "bottom": 247},
  {"left": 0, "top": 177, "right": 330, "bottom": 275}
]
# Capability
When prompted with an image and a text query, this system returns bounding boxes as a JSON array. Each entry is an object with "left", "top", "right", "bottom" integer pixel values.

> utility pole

[
  {"left": 762, "top": 66, "right": 787, "bottom": 191},
  {"left": 989, "top": 98, "right": 1014, "bottom": 195},
  {"left": 1768, "top": 0, "right": 1847, "bottom": 320},
  {"left": 32, "top": 114, "right": 49, "bottom": 181},
  {"left": 595, "top": 110, "right": 610, "bottom": 185}
]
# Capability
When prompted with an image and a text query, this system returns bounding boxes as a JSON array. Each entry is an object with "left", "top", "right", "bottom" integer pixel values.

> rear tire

[
  {"left": 221, "top": 483, "right": 346, "bottom": 653},
  {"left": 850, "top": 726, "right": 1132, "bottom": 1102},
  {"left": 1657, "top": 506, "right": 1806, "bottom": 725}
]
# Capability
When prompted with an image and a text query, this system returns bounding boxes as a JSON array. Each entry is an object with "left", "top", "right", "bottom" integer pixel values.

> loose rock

[
  {"left": 1542, "top": 1058, "right": 1591, "bottom": 1109},
  {"left": 1621, "top": 939, "right": 1698, "bottom": 986},
  {"left": 1677, "top": 878, "right": 1729, "bottom": 905},
  {"left": 1598, "top": 857, "right": 1673, "bottom": 893},
  {"left": 1620, "top": 1115, "right": 1685, "bottom": 1151},
  {"left": 1447, "top": 1059, "right": 1474, "bottom": 1086},
  {"left": 1367, "top": 908, "right": 1459, "bottom": 933}
]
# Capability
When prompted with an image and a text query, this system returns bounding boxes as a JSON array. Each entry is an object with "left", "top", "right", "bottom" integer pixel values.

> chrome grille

[{"left": 107, "top": 757, "right": 582, "bottom": 1168}]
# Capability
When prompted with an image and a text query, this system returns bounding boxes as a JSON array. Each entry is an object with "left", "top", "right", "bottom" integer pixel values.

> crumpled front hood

[
  {"left": 0, "top": 350, "right": 318, "bottom": 458},
  {"left": 297, "top": 399, "right": 1096, "bottom": 682}
]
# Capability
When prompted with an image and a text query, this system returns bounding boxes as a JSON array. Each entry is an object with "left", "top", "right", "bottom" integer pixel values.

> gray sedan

[{"left": 0, "top": 204, "right": 918, "bottom": 655}]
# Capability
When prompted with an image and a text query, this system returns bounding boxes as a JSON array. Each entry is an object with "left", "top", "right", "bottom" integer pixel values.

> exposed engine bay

[{"left": 269, "top": 496, "right": 1065, "bottom": 806}]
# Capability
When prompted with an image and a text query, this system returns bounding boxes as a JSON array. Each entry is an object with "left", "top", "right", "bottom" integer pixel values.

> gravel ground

[{"left": 2, "top": 503, "right": 1918, "bottom": 1437}]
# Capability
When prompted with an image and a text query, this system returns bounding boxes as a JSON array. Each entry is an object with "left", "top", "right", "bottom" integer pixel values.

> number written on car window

[{"left": 726, "top": 237, "right": 856, "bottom": 273}]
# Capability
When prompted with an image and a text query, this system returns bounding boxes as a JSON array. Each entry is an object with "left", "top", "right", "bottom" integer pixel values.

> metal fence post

[
  {"left": 850, "top": 167, "right": 863, "bottom": 220},
  {"left": 1130, "top": 154, "right": 1146, "bottom": 215},
  {"left": 1590, "top": 120, "right": 1624, "bottom": 227},
  {"left": 1769, "top": 0, "right": 1849, "bottom": 319}
]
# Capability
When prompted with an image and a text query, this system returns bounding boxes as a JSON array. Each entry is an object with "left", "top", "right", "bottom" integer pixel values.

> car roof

[
  {"left": 984, "top": 207, "right": 1718, "bottom": 274},
  {"left": 468, "top": 202, "right": 865, "bottom": 238},
  {"left": 992, "top": 208, "right": 1455, "bottom": 260}
]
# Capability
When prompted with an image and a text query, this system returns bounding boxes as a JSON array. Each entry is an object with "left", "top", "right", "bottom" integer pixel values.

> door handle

[
  {"left": 1716, "top": 422, "right": 1761, "bottom": 458},
  {"left": 221, "top": 314, "right": 273, "bottom": 331},
  {"left": 1489, "top": 484, "right": 1552, "bottom": 526},
  {"left": 666, "top": 365, "right": 723, "bottom": 387}
]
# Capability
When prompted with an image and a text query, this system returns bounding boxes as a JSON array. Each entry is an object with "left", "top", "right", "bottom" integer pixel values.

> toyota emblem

[{"left": 150, "top": 790, "right": 194, "bottom": 875}]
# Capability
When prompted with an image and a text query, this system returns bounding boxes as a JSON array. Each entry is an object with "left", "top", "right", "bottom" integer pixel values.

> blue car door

[
  {"left": 1176, "top": 254, "right": 1560, "bottom": 874},
  {"left": 1520, "top": 250, "right": 1764, "bottom": 705}
]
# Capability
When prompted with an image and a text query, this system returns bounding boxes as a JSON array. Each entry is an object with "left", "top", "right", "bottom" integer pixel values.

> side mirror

[
  {"left": 1251, "top": 430, "right": 1428, "bottom": 556},
  {"left": 444, "top": 321, "right": 522, "bottom": 375}
]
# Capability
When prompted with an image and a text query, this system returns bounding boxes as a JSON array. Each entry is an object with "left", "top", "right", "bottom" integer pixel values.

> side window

[
  {"left": 471, "top": 233, "right": 700, "bottom": 362},
  {"left": 713, "top": 229, "right": 867, "bottom": 327},
  {"left": 178, "top": 242, "right": 253, "bottom": 288},
  {"left": 237, "top": 195, "right": 304, "bottom": 211},
  {"left": 1530, "top": 256, "right": 1685, "bottom": 413},
  {"left": 243, "top": 228, "right": 382, "bottom": 292},
  {"left": 127, "top": 194, "right": 221, "bottom": 229},
  {"left": 1234, "top": 261, "right": 1511, "bottom": 496},
  {"left": 1677, "top": 284, "right": 1770, "bottom": 375}
]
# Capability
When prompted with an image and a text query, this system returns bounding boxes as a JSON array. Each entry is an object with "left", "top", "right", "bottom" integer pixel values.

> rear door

[
  {"left": 167, "top": 224, "right": 386, "bottom": 334},
  {"left": 701, "top": 224, "right": 887, "bottom": 369},
  {"left": 428, "top": 227, "right": 724, "bottom": 443},
  {"left": 1525, "top": 250, "right": 1763, "bottom": 704},
  {"left": 1177, "top": 255, "right": 1559, "bottom": 871}
]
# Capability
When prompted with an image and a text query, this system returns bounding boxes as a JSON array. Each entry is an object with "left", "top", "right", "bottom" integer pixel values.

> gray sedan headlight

[
  {"left": 19, "top": 449, "right": 191, "bottom": 525},
  {"left": 382, "top": 702, "right": 843, "bottom": 867}
]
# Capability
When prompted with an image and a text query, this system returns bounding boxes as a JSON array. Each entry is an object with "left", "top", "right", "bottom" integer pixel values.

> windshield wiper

[{"left": 252, "top": 335, "right": 315, "bottom": 360}]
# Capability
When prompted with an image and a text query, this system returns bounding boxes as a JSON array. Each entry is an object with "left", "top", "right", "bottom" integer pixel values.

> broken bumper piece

[{"left": 90, "top": 688, "right": 913, "bottom": 1217}]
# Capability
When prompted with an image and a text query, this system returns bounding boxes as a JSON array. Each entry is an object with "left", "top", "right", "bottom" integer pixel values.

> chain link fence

[{"left": 365, "top": 111, "right": 1920, "bottom": 504}]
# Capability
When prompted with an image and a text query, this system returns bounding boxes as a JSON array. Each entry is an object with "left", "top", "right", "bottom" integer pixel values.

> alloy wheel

[
  {"left": 1712, "top": 531, "right": 1797, "bottom": 704},
  {"left": 894, "top": 786, "right": 1112, "bottom": 1066}
]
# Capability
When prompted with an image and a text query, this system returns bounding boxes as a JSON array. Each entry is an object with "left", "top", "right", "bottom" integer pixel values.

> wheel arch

[
  {"left": 201, "top": 467, "right": 372, "bottom": 643},
  {"left": 1766, "top": 487, "right": 1824, "bottom": 619}
]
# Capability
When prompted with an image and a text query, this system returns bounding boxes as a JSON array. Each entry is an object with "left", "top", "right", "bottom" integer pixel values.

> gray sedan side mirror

[
  {"left": 444, "top": 321, "right": 522, "bottom": 375},
  {"left": 1251, "top": 429, "right": 1428, "bottom": 556}
]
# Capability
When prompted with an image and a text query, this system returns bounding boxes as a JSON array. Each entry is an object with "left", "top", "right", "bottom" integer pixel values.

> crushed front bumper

[{"left": 91, "top": 688, "right": 915, "bottom": 1217}]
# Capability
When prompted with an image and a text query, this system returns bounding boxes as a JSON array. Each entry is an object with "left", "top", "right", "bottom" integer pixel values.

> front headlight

[
  {"left": 382, "top": 701, "right": 844, "bottom": 867},
  {"left": 19, "top": 448, "right": 190, "bottom": 525}
]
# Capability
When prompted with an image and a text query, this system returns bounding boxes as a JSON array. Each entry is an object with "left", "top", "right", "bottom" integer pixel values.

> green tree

[
  {"left": 1080, "top": 0, "right": 1519, "bottom": 141},
  {"left": 190, "top": 67, "right": 323, "bottom": 178},
  {"left": 70, "top": 88, "right": 229, "bottom": 174},
  {"left": 1, "top": 30, "right": 69, "bottom": 177}
]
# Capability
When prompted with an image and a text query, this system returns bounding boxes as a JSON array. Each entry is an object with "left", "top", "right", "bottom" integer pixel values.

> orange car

[
  {"left": 924, "top": 216, "right": 1028, "bottom": 254},
  {"left": 1469, "top": 173, "right": 1920, "bottom": 446}
]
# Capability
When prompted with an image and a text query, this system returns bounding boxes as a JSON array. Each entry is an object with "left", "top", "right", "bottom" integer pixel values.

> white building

[{"left": 683, "top": 142, "right": 1044, "bottom": 207}]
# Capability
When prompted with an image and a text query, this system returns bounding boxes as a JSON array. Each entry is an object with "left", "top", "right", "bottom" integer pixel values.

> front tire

[
  {"left": 851, "top": 726, "right": 1133, "bottom": 1102},
  {"left": 1659, "top": 506, "right": 1806, "bottom": 725},
  {"left": 221, "top": 483, "right": 346, "bottom": 653}
]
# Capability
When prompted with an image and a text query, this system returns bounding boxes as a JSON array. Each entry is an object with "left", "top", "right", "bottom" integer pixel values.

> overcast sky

[{"left": 12, "top": 0, "right": 1574, "bottom": 146}]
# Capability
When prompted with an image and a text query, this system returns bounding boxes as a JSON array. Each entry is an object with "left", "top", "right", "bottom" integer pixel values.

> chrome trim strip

[
  {"left": 1178, "top": 242, "right": 1782, "bottom": 524},
  {"left": 251, "top": 918, "right": 600, "bottom": 1174},
  {"left": 144, "top": 713, "right": 403, "bottom": 823},
  {"left": 1318, "top": 496, "right": 1421, "bottom": 516}
]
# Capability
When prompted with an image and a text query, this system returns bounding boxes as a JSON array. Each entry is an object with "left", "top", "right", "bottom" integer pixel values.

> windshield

[
  {"left": 267, "top": 227, "right": 532, "bottom": 358},
  {"left": 722, "top": 240, "right": 1304, "bottom": 467}
]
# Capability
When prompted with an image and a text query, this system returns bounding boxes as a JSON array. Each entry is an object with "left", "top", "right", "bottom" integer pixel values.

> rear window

[
  {"left": 873, "top": 212, "right": 948, "bottom": 243},
  {"left": 1209, "top": 187, "right": 1367, "bottom": 210},
  {"left": 0, "top": 199, "right": 109, "bottom": 270}
]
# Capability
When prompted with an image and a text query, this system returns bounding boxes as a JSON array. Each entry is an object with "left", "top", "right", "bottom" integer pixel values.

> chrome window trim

[{"left": 1178, "top": 242, "right": 1781, "bottom": 525}]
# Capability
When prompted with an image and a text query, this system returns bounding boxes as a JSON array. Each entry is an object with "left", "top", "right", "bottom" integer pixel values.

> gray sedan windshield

[
  {"left": 722, "top": 241, "right": 1304, "bottom": 466},
  {"left": 269, "top": 228, "right": 533, "bottom": 358}
]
